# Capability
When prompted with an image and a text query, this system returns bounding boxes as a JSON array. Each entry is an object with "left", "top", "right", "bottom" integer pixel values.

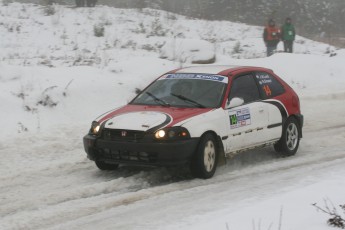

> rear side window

[{"left": 255, "top": 72, "right": 285, "bottom": 98}]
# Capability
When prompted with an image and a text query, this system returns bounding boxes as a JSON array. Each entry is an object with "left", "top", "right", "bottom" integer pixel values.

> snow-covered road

[
  {"left": 1, "top": 92, "right": 345, "bottom": 230},
  {"left": 1, "top": 3, "right": 345, "bottom": 229}
]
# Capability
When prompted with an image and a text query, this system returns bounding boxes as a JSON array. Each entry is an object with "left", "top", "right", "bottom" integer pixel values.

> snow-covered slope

[
  {"left": 0, "top": 3, "right": 334, "bottom": 68},
  {"left": 0, "top": 3, "right": 345, "bottom": 230}
]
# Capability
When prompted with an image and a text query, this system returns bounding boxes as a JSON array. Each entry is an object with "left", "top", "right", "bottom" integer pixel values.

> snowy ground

[{"left": 1, "top": 3, "right": 345, "bottom": 230}]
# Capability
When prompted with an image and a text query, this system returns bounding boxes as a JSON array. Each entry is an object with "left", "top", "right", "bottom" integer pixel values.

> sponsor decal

[
  {"left": 256, "top": 73, "right": 272, "bottom": 85},
  {"left": 160, "top": 73, "right": 228, "bottom": 83},
  {"left": 229, "top": 107, "right": 251, "bottom": 129},
  {"left": 256, "top": 73, "right": 274, "bottom": 96}
]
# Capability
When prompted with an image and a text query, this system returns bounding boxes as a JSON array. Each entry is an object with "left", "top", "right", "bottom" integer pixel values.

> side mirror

[{"left": 226, "top": 97, "right": 244, "bottom": 109}]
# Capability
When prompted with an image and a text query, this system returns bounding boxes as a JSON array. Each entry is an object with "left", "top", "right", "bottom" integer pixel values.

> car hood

[{"left": 97, "top": 104, "right": 213, "bottom": 131}]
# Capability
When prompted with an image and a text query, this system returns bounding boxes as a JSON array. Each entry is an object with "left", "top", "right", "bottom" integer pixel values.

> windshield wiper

[
  {"left": 171, "top": 93, "right": 206, "bottom": 108},
  {"left": 146, "top": 92, "right": 170, "bottom": 107}
]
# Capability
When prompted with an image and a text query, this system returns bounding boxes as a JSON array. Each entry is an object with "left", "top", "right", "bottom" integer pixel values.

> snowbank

[
  {"left": 1, "top": 3, "right": 345, "bottom": 230},
  {"left": 160, "top": 39, "right": 216, "bottom": 64}
]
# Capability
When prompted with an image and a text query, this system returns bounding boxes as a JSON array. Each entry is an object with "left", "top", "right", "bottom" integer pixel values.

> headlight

[
  {"left": 155, "top": 130, "right": 166, "bottom": 139},
  {"left": 90, "top": 121, "right": 101, "bottom": 135},
  {"left": 154, "top": 127, "right": 190, "bottom": 140}
]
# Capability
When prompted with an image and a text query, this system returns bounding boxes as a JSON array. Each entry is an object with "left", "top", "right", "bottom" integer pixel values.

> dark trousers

[
  {"left": 284, "top": 40, "right": 294, "bottom": 53},
  {"left": 266, "top": 45, "right": 277, "bottom": 57}
]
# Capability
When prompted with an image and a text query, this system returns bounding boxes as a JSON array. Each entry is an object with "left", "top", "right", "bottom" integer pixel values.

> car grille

[
  {"left": 97, "top": 148, "right": 158, "bottom": 163},
  {"left": 102, "top": 129, "right": 145, "bottom": 141}
]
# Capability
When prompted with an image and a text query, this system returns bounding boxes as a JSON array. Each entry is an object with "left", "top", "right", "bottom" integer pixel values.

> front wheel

[
  {"left": 95, "top": 161, "right": 119, "bottom": 170},
  {"left": 274, "top": 117, "right": 300, "bottom": 156},
  {"left": 190, "top": 134, "right": 218, "bottom": 179}
]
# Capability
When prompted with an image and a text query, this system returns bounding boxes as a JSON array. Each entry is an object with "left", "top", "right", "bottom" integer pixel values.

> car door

[
  {"left": 226, "top": 73, "right": 270, "bottom": 152},
  {"left": 255, "top": 71, "right": 286, "bottom": 141}
]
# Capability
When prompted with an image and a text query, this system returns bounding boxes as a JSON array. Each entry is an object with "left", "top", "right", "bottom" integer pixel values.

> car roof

[{"left": 171, "top": 65, "right": 274, "bottom": 76}]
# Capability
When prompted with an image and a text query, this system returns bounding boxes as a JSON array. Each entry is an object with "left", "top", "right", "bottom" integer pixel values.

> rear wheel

[
  {"left": 95, "top": 161, "right": 119, "bottom": 170},
  {"left": 274, "top": 117, "right": 300, "bottom": 156},
  {"left": 190, "top": 134, "right": 218, "bottom": 179}
]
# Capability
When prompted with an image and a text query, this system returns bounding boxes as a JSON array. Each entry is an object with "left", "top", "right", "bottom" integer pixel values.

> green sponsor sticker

[{"left": 230, "top": 114, "right": 237, "bottom": 125}]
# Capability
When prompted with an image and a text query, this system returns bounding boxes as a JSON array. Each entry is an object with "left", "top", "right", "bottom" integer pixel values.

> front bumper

[{"left": 83, "top": 134, "right": 200, "bottom": 166}]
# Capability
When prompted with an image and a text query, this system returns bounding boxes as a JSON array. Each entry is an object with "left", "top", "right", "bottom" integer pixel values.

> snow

[
  {"left": 1, "top": 2, "right": 345, "bottom": 230},
  {"left": 159, "top": 38, "right": 215, "bottom": 63}
]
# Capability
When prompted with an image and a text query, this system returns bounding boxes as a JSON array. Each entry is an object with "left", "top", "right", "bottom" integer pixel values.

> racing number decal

[
  {"left": 263, "top": 85, "right": 272, "bottom": 96},
  {"left": 229, "top": 107, "right": 251, "bottom": 129}
]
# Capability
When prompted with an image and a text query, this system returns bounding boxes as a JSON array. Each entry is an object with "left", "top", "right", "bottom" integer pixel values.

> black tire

[
  {"left": 190, "top": 133, "right": 218, "bottom": 179},
  {"left": 274, "top": 117, "right": 300, "bottom": 157},
  {"left": 95, "top": 161, "right": 119, "bottom": 170}
]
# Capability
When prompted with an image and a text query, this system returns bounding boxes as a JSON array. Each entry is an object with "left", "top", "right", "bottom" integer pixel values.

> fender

[{"left": 176, "top": 108, "right": 229, "bottom": 139}]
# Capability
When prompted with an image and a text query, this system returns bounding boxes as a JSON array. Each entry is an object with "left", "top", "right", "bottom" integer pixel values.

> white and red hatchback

[{"left": 83, "top": 65, "right": 303, "bottom": 179}]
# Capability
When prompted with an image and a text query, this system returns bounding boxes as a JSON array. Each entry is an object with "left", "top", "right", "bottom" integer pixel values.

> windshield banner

[{"left": 160, "top": 73, "right": 228, "bottom": 83}]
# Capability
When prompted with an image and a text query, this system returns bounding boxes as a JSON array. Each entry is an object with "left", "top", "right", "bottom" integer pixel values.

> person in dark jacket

[
  {"left": 263, "top": 19, "right": 281, "bottom": 57},
  {"left": 281, "top": 17, "right": 296, "bottom": 53}
]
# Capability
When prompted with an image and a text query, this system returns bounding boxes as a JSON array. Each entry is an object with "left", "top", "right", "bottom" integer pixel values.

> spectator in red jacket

[{"left": 263, "top": 19, "right": 281, "bottom": 57}]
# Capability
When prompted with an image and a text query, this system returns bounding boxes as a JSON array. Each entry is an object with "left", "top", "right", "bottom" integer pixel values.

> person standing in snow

[
  {"left": 281, "top": 17, "right": 296, "bottom": 53},
  {"left": 263, "top": 19, "right": 281, "bottom": 57}
]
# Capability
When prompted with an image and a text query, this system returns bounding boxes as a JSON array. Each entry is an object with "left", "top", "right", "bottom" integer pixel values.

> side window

[
  {"left": 229, "top": 74, "right": 260, "bottom": 104},
  {"left": 255, "top": 72, "right": 285, "bottom": 98}
]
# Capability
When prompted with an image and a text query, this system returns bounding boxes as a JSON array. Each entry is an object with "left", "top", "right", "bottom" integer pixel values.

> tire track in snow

[
  {"left": 0, "top": 158, "right": 175, "bottom": 217},
  {"left": 2, "top": 144, "right": 345, "bottom": 230},
  {"left": 1, "top": 109, "right": 345, "bottom": 229}
]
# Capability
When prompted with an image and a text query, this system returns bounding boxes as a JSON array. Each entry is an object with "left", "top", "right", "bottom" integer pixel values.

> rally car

[{"left": 83, "top": 65, "right": 303, "bottom": 179}]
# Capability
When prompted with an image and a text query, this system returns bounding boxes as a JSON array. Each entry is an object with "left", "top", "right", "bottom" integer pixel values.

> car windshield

[{"left": 131, "top": 73, "right": 228, "bottom": 108}]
